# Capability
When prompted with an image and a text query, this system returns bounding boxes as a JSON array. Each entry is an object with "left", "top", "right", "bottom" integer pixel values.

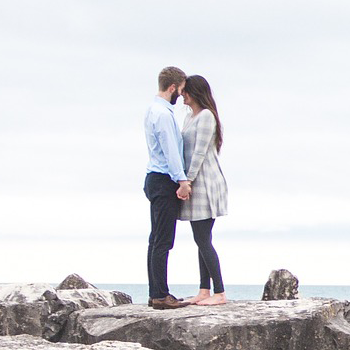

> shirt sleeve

[
  {"left": 156, "top": 112, "right": 187, "bottom": 182},
  {"left": 186, "top": 110, "right": 216, "bottom": 181}
]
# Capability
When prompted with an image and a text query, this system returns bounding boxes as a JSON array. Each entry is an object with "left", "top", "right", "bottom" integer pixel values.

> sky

[{"left": 0, "top": 0, "right": 349, "bottom": 287}]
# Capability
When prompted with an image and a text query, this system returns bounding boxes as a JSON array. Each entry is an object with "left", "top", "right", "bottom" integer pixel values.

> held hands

[{"left": 177, "top": 181, "right": 192, "bottom": 200}]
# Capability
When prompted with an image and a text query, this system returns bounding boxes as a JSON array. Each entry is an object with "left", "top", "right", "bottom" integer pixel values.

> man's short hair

[{"left": 158, "top": 66, "right": 186, "bottom": 92}]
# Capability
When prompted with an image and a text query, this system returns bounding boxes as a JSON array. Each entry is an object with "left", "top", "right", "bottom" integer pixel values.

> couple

[{"left": 144, "top": 67, "right": 228, "bottom": 310}]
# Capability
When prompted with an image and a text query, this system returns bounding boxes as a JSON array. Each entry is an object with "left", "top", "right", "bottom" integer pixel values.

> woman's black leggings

[{"left": 190, "top": 218, "right": 224, "bottom": 294}]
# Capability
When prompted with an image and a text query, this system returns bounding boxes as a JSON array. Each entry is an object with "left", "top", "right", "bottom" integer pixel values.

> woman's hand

[{"left": 177, "top": 181, "right": 191, "bottom": 200}]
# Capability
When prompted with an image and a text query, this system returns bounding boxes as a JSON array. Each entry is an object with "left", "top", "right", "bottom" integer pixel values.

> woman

[{"left": 177, "top": 75, "right": 228, "bottom": 306}]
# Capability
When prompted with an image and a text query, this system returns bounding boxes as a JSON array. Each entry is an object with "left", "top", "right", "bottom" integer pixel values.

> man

[{"left": 144, "top": 67, "right": 191, "bottom": 310}]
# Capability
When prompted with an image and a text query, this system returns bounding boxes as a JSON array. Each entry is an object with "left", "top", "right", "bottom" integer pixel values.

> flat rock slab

[
  {"left": 0, "top": 283, "right": 131, "bottom": 341},
  {"left": 0, "top": 334, "right": 152, "bottom": 349},
  {"left": 62, "top": 298, "right": 350, "bottom": 350}
]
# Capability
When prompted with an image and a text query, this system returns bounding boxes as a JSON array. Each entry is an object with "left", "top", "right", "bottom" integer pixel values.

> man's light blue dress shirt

[{"left": 144, "top": 96, "right": 187, "bottom": 183}]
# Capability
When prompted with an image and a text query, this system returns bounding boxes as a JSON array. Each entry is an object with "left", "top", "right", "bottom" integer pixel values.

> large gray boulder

[
  {"left": 56, "top": 274, "right": 97, "bottom": 290},
  {"left": 0, "top": 334, "right": 152, "bottom": 349},
  {"left": 0, "top": 278, "right": 131, "bottom": 342},
  {"left": 61, "top": 298, "right": 350, "bottom": 350},
  {"left": 262, "top": 269, "right": 299, "bottom": 301}
]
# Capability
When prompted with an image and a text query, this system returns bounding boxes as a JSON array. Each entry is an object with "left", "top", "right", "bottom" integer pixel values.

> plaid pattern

[{"left": 179, "top": 109, "right": 228, "bottom": 221}]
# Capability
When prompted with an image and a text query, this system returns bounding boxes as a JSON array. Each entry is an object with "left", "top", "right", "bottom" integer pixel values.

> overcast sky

[{"left": 1, "top": 0, "right": 349, "bottom": 287}]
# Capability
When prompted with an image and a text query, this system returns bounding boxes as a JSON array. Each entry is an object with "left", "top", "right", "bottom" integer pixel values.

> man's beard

[{"left": 170, "top": 90, "right": 179, "bottom": 105}]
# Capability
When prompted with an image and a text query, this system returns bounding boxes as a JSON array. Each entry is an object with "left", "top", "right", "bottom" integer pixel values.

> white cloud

[
  {"left": 0, "top": 193, "right": 149, "bottom": 239},
  {"left": 1, "top": 0, "right": 350, "bottom": 285},
  {"left": 222, "top": 190, "right": 350, "bottom": 232}
]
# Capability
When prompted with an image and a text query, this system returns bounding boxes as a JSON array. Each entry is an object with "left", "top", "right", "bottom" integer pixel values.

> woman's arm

[{"left": 186, "top": 110, "right": 216, "bottom": 181}]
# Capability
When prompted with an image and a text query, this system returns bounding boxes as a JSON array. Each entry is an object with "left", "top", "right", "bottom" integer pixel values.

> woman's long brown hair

[{"left": 184, "top": 75, "right": 223, "bottom": 153}]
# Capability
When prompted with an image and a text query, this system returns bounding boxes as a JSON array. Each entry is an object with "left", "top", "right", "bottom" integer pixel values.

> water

[{"left": 96, "top": 284, "right": 350, "bottom": 304}]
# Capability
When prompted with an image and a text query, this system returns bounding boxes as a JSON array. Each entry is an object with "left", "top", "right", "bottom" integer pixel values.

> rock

[
  {"left": 60, "top": 298, "right": 350, "bottom": 350},
  {"left": 0, "top": 283, "right": 57, "bottom": 303},
  {"left": 0, "top": 283, "right": 57, "bottom": 338},
  {"left": 56, "top": 274, "right": 97, "bottom": 290},
  {"left": 0, "top": 281, "right": 132, "bottom": 342},
  {"left": 262, "top": 269, "right": 299, "bottom": 301},
  {"left": 45, "top": 288, "right": 131, "bottom": 342},
  {"left": 0, "top": 334, "right": 152, "bottom": 349},
  {"left": 0, "top": 298, "right": 47, "bottom": 337}
]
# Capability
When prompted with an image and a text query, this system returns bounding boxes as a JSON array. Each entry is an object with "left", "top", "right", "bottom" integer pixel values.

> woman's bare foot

[
  {"left": 185, "top": 289, "right": 210, "bottom": 304},
  {"left": 196, "top": 292, "right": 227, "bottom": 306}
]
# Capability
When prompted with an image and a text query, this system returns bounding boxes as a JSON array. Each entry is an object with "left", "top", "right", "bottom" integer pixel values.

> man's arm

[{"left": 156, "top": 112, "right": 186, "bottom": 181}]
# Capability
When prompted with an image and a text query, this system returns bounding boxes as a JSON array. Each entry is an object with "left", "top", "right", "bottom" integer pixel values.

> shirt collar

[{"left": 154, "top": 95, "right": 174, "bottom": 113}]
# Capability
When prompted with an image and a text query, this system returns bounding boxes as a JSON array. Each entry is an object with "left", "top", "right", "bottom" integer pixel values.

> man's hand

[{"left": 177, "top": 181, "right": 191, "bottom": 200}]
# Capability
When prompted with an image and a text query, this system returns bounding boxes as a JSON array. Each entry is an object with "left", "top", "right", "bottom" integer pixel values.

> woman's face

[{"left": 181, "top": 90, "right": 193, "bottom": 106}]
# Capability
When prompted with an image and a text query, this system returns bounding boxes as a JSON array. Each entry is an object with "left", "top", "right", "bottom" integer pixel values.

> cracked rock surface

[
  {"left": 0, "top": 334, "right": 152, "bottom": 349},
  {"left": 0, "top": 282, "right": 131, "bottom": 341},
  {"left": 1, "top": 277, "right": 350, "bottom": 350},
  {"left": 61, "top": 298, "right": 350, "bottom": 350}
]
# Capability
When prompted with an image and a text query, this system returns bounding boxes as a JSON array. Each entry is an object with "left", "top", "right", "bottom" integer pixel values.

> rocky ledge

[
  {"left": 1, "top": 272, "right": 350, "bottom": 350},
  {"left": 60, "top": 298, "right": 350, "bottom": 350},
  {"left": 0, "top": 334, "right": 152, "bottom": 349},
  {"left": 0, "top": 274, "right": 131, "bottom": 342}
]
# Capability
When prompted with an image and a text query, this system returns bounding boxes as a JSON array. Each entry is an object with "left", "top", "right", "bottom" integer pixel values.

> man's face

[{"left": 170, "top": 81, "right": 186, "bottom": 105}]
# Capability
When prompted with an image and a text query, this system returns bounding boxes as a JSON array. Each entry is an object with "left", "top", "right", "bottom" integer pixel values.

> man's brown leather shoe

[
  {"left": 148, "top": 295, "right": 184, "bottom": 307},
  {"left": 152, "top": 295, "right": 190, "bottom": 310}
]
